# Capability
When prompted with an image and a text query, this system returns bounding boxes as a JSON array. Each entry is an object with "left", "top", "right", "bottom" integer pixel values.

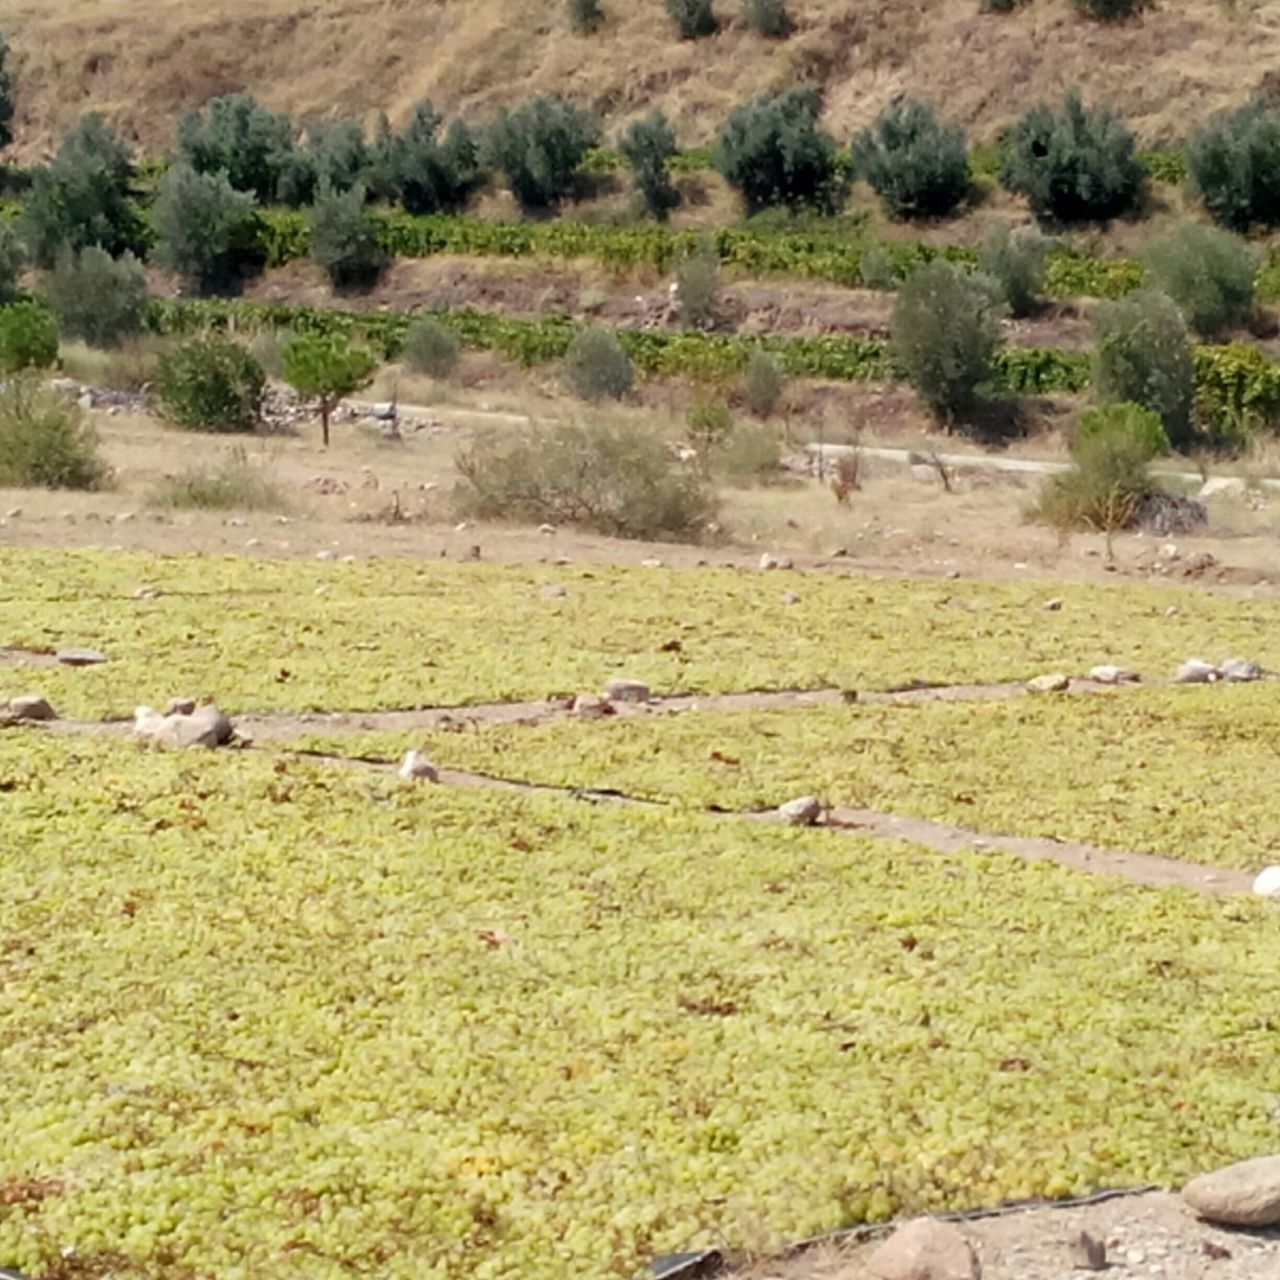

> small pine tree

[
  {"left": 1000, "top": 90, "right": 1143, "bottom": 223},
  {"left": 308, "top": 183, "right": 387, "bottom": 290},
  {"left": 618, "top": 111, "right": 681, "bottom": 220},
  {"left": 854, "top": 98, "right": 969, "bottom": 221},
  {"left": 1092, "top": 289, "right": 1194, "bottom": 450},
  {"left": 666, "top": 0, "right": 718, "bottom": 38},
  {"left": 742, "top": 0, "right": 793, "bottom": 37},
  {"left": 569, "top": 0, "right": 605, "bottom": 33},
  {"left": 891, "top": 261, "right": 1000, "bottom": 422},
  {"left": 282, "top": 334, "right": 378, "bottom": 447},
  {"left": 714, "top": 88, "right": 844, "bottom": 214}
]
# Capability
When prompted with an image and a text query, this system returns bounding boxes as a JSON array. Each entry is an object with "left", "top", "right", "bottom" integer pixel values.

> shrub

[
  {"left": 978, "top": 222, "right": 1048, "bottom": 318},
  {"left": 0, "top": 32, "right": 12, "bottom": 151},
  {"left": 686, "top": 400, "right": 734, "bottom": 459},
  {"left": 0, "top": 378, "right": 106, "bottom": 490},
  {"left": 564, "top": 327, "right": 634, "bottom": 400},
  {"left": 1072, "top": 0, "right": 1150, "bottom": 17},
  {"left": 0, "top": 220, "right": 22, "bottom": 303},
  {"left": 0, "top": 300, "right": 58, "bottom": 373},
  {"left": 891, "top": 261, "right": 1000, "bottom": 420},
  {"left": 714, "top": 88, "right": 844, "bottom": 215},
  {"left": 151, "top": 163, "right": 263, "bottom": 293},
  {"left": 619, "top": 111, "right": 681, "bottom": 221},
  {"left": 1073, "top": 401, "right": 1169, "bottom": 458},
  {"left": 59, "top": 336, "right": 165, "bottom": 392},
  {"left": 309, "top": 183, "right": 387, "bottom": 290},
  {"left": 665, "top": 0, "right": 718, "bottom": 38},
  {"left": 675, "top": 237, "right": 720, "bottom": 329},
  {"left": 483, "top": 98, "right": 601, "bottom": 213},
  {"left": 402, "top": 318, "right": 461, "bottom": 379},
  {"left": 854, "top": 99, "right": 969, "bottom": 221},
  {"left": 20, "top": 114, "right": 146, "bottom": 268},
  {"left": 1193, "top": 342, "right": 1280, "bottom": 448},
  {"left": 455, "top": 419, "right": 715, "bottom": 540},
  {"left": 742, "top": 348, "right": 785, "bottom": 416},
  {"left": 1092, "top": 289, "right": 1195, "bottom": 449},
  {"left": 1000, "top": 91, "right": 1143, "bottom": 223},
  {"left": 715, "top": 419, "right": 783, "bottom": 484},
  {"left": 1141, "top": 223, "right": 1255, "bottom": 340},
  {"left": 297, "top": 120, "right": 370, "bottom": 200},
  {"left": 858, "top": 246, "right": 897, "bottom": 290},
  {"left": 383, "top": 104, "right": 486, "bottom": 216},
  {"left": 1188, "top": 101, "right": 1280, "bottom": 232},
  {"left": 1035, "top": 412, "right": 1158, "bottom": 535},
  {"left": 42, "top": 246, "right": 148, "bottom": 348},
  {"left": 150, "top": 446, "right": 286, "bottom": 512},
  {"left": 743, "top": 0, "right": 793, "bottom": 37},
  {"left": 569, "top": 0, "right": 605, "bottom": 33},
  {"left": 282, "top": 333, "right": 378, "bottom": 447},
  {"left": 177, "top": 94, "right": 296, "bottom": 203},
  {"left": 155, "top": 338, "right": 266, "bottom": 433},
  {"left": 248, "top": 329, "right": 289, "bottom": 380}
]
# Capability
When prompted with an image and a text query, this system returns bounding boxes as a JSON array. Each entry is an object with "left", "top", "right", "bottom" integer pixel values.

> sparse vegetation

[
  {"left": 564, "top": 326, "right": 634, "bottom": 401},
  {"left": 1092, "top": 289, "right": 1194, "bottom": 449},
  {"left": 1141, "top": 223, "right": 1255, "bottom": 340},
  {"left": 381, "top": 103, "right": 486, "bottom": 216},
  {"left": 742, "top": 0, "right": 792, "bottom": 37},
  {"left": 0, "top": 377, "right": 106, "bottom": 490},
  {"left": 1035, "top": 403, "right": 1162, "bottom": 538},
  {"left": 151, "top": 163, "right": 262, "bottom": 293},
  {"left": 742, "top": 348, "right": 785, "bottom": 417},
  {"left": 1187, "top": 99, "right": 1280, "bottom": 232},
  {"left": 714, "top": 89, "right": 844, "bottom": 215},
  {"left": 665, "top": 0, "right": 717, "bottom": 39},
  {"left": 42, "top": 246, "right": 148, "bottom": 348},
  {"left": 456, "top": 419, "right": 715, "bottom": 540},
  {"left": 1000, "top": 91, "right": 1144, "bottom": 223},
  {"left": 685, "top": 399, "right": 734, "bottom": 462},
  {"left": 0, "top": 299, "right": 59, "bottom": 373},
  {"left": 619, "top": 111, "right": 681, "bottom": 221},
  {"left": 282, "top": 333, "right": 377, "bottom": 447},
  {"left": 978, "top": 222, "right": 1048, "bottom": 318},
  {"left": 891, "top": 260, "right": 1000, "bottom": 421},
  {"left": 854, "top": 98, "right": 969, "bottom": 221},
  {"left": 155, "top": 337, "right": 266, "bottom": 433},
  {"left": 150, "top": 446, "right": 287, "bottom": 512},
  {"left": 1071, "top": 0, "right": 1150, "bottom": 19},
  {"left": 483, "top": 98, "right": 601, "bottom": 213},
  {"left": 714, "top": 418, "right": 782, "bottom": 484},
  {"left": 401, "top": 318, "right": 461, "bottom": 379},
  {"left": 308, "top": 183, "right": 387, "bottom": 290}
]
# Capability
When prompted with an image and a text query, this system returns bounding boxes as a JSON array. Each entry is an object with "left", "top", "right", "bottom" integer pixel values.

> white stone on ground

[
  {"left": 1174, "top": 659, "right": 1219, "bottom": 685},
  {"left": 1026, "top": 673, "right": 1070, "bottom": 694},
  {"left": 867, "top": 1217, "right": 981, "bottom": 1280},
  {"left": 1252, "top": 866, "right": 1280, "bottom": 898},
  {"left": 398, "top": 751, "right": 439, "bottom": 783},
  {"left": 777, "top": 796, "right": 823, "bottom": 827},
  {"left": 1183, "top": 1154, "right": 1280, "bottom": 1227}
]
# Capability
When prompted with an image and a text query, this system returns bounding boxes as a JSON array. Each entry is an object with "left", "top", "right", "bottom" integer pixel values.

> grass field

[{"left": 3, "top": 730, "right": 1280, "bottom": 1280}]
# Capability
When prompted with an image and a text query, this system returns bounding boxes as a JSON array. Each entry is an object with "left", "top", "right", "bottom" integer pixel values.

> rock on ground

[
  {"left": 1183, "top": 1155, "right": 1280, "bottom": 1228},
  {"left": 1175, "top": 659, "right": 1219, "bottom": 685},
  {"left": 778, "top": 796, "right": 823, "bottom": 827},
  {"left": 1026, "top": 674, "right": 1070, "bottom": 694},
  {"left": 56, "top": 647, "right": 107, "bottom": 667},
  {"left": 867, "top": 1218, "right": 980, "bottom": 1280},
  {"left": 398, "top": 750, "right": 439, "bottom": 782},
  {"left": 604, "top": 678, "right": 651, "bottom": 704},
  {"left": 5, "top": 695, "right": 56, "bottom": 721},
  {"left": 1089, "top": 665, "right": 1138, "bottom": 686},
  {"left": 1220, "top": 658, "right": 1263, "bottom": 683},
  {"left": 134, "top": 704, "right": 234, "bottom": 750},
  {"left": 572, "top": 693, "right": 615, "bottom": 719},
  {"left": 1253, "top": 866, "right": 1280, "bottom": 898}
]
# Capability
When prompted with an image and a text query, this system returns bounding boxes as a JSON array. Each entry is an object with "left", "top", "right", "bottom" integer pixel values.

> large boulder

[
  {"left": 868, "top": 1218, "right": 981, "bottom": 1280},
  {"left": 1183, "top": 1155, "right": 1280, "bottom": 1227}
]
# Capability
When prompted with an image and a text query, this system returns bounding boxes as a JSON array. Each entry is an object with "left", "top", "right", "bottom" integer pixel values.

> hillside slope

[{"left": 4, "top": 0, "right": 1280, "bottom": 158}]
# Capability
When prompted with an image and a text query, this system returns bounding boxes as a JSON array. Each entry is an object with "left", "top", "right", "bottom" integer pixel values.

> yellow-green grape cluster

[{"left": 2, "top": 734, "right": 1280, "bottom": 1278}]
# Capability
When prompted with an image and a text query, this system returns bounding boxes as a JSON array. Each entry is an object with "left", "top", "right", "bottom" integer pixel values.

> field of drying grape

[{"left": 3, "top": 546, "right": 1280, "bottom": 1280}]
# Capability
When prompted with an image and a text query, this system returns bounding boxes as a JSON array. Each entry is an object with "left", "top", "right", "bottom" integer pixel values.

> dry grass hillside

[{"left": 4, "top": 0, "right": 1280, "bottom": 158}]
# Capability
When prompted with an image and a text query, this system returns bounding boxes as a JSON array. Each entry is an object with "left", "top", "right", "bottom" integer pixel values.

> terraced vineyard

[{"left": 4, "top": 546, "right": 1280, "bottom": 1280}]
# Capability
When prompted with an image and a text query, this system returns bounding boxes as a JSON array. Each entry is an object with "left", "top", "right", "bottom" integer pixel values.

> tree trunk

[{"left": 321, "top": 399, "right": 331, "bottom": 448}]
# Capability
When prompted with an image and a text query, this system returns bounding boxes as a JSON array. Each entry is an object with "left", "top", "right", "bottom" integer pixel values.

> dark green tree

[
  {"left": 854, "top": 98, "right": 969, "bottom": 220},
  {"left": 618, "top": 110, "right": 681, "bottom": 220},
  {"left": 483, "top": 98, "right": 600, "bottom": 212},
  {"left": 177, "top": 94, "right": 296, "bottom": 202},
  {"left": 0, "top": 32, "right": 14, "bottom": 152},
  {"left": 151, "top": 162, "right": 262, "bottom": 293},
  {"left": 1187, "top": 99, "right": 1280, "bottom": 232},
  {"left": 309, "top": 183, "right": 387, "bottom": 290}
]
